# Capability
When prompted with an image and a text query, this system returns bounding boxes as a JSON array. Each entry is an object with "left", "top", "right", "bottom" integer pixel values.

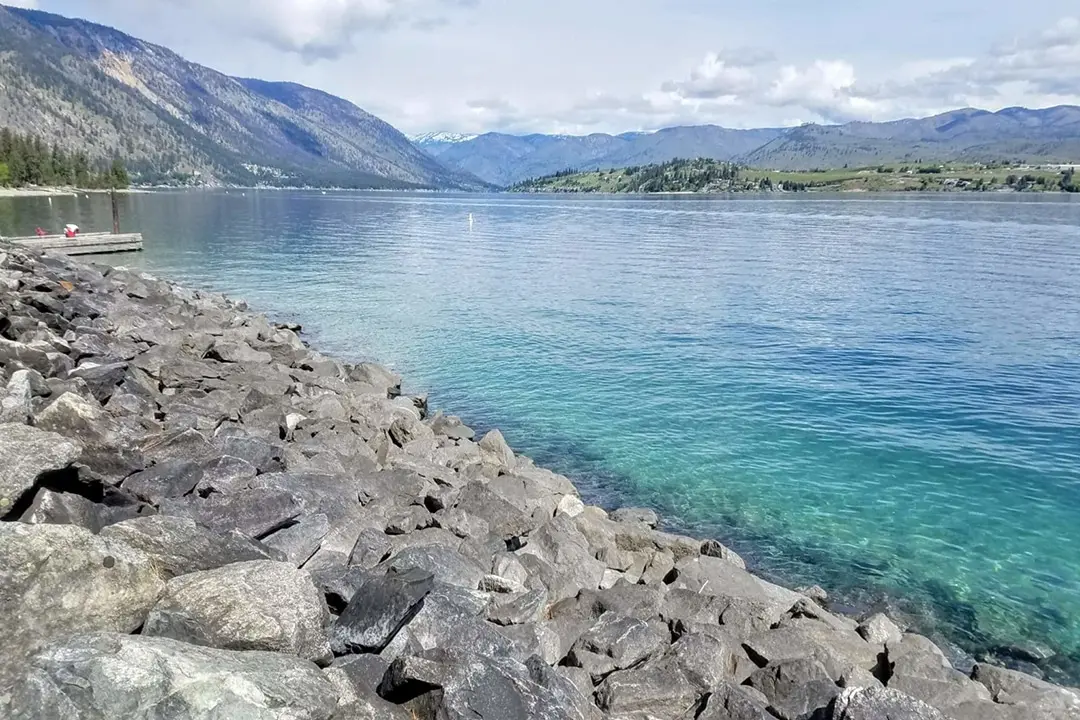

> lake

[{"left": 3, "top": 189, "right": 1080, "bottom": 679}]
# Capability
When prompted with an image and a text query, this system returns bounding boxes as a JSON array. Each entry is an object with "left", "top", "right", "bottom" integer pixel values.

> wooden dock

[{"left": 4, "top": 232, "right": 143, "bottom": 256}]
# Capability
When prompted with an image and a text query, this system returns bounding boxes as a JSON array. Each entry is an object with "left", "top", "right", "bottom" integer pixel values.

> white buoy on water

[{"left": 468, "top": 213, "right": 474, "bottom": 231}]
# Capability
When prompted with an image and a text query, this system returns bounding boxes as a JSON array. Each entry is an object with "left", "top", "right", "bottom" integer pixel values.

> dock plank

[{"left": 4, "top": 232, "right": 143, "bottom": 255}]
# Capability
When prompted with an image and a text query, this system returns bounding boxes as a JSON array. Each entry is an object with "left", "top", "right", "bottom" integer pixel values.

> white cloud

[
  {"left": 4, "top": 0, "right": 39, "bottom": 7},
  {"left": 29, "top": 1, "right": 1080, "bottom": 134},
  {"left": 161, "top": 0, "right": 470, "bottom": 60},
  {"left": 660, "top": 52, "right": 762, "bottom": 100}
]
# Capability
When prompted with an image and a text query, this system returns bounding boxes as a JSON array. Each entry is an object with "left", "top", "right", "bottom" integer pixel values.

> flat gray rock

[
  {"left": 489, "top": 588, "right": 549, "bottom": 626},
  {"left": 697, "top": 682, "right": 776, "bottom": 720},
  {"left": 330, "top": 567, "right": 435, "bottom": 654},
  {"left": 568, "top": 612, "right": 670, "bottom": 681},
  {"left": 263, "top": 513, "right": 331, "bottom": 566},
  {"left": 349, "top": 527, "right": 394, "bottom": 569},
  {"left": 0, "top": 523, "right": 165, "bottom": 689},
  {"left": 379, "top": 544, "right": 486, "bottom": 590},
  {"left": 144, "top": 560, "right": 331, "bottom": 663},
  {"left": 66, "top": 361, "right": 128, "bottom": 404},
  {"left": 381, "top": 582, "right": 520, "bottom": 662},
  {"left": 3, "top": 633, "right": 338, "bottom": 720},
  {"left": 209, "top": 338, "right": 273, "bottom": 364},
  {"left": 122, "top": 459, "right": 204, "bottom": 504},
  {"left": 516, "top": 513, "right": 606, "bottom": 601},
  {"left": 857, "top": 612, "right": 903, "bottom": 645},
  {"left": 830, "top": 686, "right": 950, "bottom": 720},
  {"left": 610, "top": 507, "right": 659, "bottom": 528},
  {"left": 379, "top": 648, "right": 593, "bottom": 720},
  {"left": 0, "top": 423, "right": 82, "bottom": 512},
  {"left": 0, "top": 369, "right": 40, "bottom": 424},
  {"left": 594, "top": 653, "right": 705, "bottom": 716},
  {"left": 99, "top": 515, "right": 279, "bottom": 578},
  {"left": 21, "top": 487, "right": 150, "bottom": 532},
  {"left": 34, "top": 392, "right": 144, "bottom": 479},
  {"left": 160, "top": 487, "right": 303, "bottom": 539},
  {"left": 194, "top": 454, "right": 258, "bottom": 494},
  {"left": 971, "top": 663, "right": 1080, "bottom": 718},
  {"left": 747, "top": 658, "right": 841, "bottom": 720}
]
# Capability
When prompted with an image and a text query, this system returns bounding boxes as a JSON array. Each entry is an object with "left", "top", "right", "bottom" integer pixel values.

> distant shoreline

[{"left": 0, "top": 187, "right": 147, "bottom": 198}]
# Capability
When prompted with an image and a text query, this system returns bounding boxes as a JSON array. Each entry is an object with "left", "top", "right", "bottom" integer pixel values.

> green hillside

[{"left": 510, "top": 158, "right": 1080, "bottom": 194}]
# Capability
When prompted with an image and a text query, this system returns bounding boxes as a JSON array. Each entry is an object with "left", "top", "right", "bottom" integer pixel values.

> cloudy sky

[{"left": 10, "top": 0, "right": 1080, "bottom": 135}]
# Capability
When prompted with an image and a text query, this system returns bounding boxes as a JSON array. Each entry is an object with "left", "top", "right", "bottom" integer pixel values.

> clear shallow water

[{"left": 4, "top": 190, "right": 1080, "bottom": 677}]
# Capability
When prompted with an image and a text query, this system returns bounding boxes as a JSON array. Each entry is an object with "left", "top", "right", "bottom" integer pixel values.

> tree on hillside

[
  {"left": 110, "top": 158, "right": 130, "bottom": 188},
  {"left": 0, "top": 126, "right": 131, "bottom": 189}
]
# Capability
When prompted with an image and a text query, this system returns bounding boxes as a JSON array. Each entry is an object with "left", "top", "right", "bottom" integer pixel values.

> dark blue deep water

[{"left": 4, "top": 190, "right": 1080, "bottom": 677}]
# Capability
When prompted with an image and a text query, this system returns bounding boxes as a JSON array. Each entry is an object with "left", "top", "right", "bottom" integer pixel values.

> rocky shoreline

[{"left": 1, "top": 244, "right": 1078, "bottom": 720}]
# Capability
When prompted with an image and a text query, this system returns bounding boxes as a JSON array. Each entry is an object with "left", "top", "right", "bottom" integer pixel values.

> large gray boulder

[
  {"left": 516, "top": 513, "right": 607, "bottom": 601},
  {"left": 594, "top": 654, "right": 705, "bottom": 716},
  {"left": 567, "top": 611, "right": 670, "bottom": 681},
  {"left": 696, "top": 682, "right": 775, "bottom": 720},
  {"left": 971, "top": 663, "right": 1080, "bottom": 718},
  {"left": 380, "top": 582, "right": 520, "bottom": 663},
  {"left": 20, "top": 487, "right": 149, "bottom": 532},
  {"left": 747, "top": 658, "right": 841, "bottom": 720},
  {"left": 884, "top": 634, "right": 992, "bottom": 711},
  {"left": 0, "top": 369, "right": 46, "bottom": 424},
  {"left": 379, "top": 647, "right": 595, "bottom": 720},
  {"left": 830, "top": 686, "right": 950, "bottom": 719},
  {"left": 66, "top": 361, "right": 129, "bottom": 404},
  {"left": 99, "top": 515, "right": 279, "bottom": 578},
  {"left": 209, "top": 338, "right": 273, "bottom": 364},
  {"left": 0, "top": 423, "right": 81, "bottom": 512},
  {"left": 330, "top": 568, "right": 435, "bottom": 654},
  {"left": 122, "top": 459, "right": 205, "bottom": 505},
  {"left": 379, "top": 544, "right": 486, "bottom": 590},
  {"left": 0, "top": 523, "right": 165, "bottom": 690},
  {"left": 610, "top": 506, "right": 660, "bottom": 528},
  {"left": 324, "top": 656, "right": 412, "bottom": 720},
  {"left": 144, "top": 560, "right": 331, "bottom": 663},
  {"left": 4, "top": 633, "right": 339, "bottom": 720},
  {"left": 34, "top": 391, "right": 145, "bottom": 479},
  {"left": 743, "top": 615, "right": 881, "bottom": 679},
  {"left": 160, "top": 487, "right": 303, "bottom": 538},
  {"left": 668, "top": 555, "right": 803, "bottom": 633},
  {"left": 478, "top": 429, "right": 516, "bottom": 470}
]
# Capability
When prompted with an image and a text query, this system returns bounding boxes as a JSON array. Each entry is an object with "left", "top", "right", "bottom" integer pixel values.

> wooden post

[{"left": 111, "top": 189, "right": 120, "bottom": 234}]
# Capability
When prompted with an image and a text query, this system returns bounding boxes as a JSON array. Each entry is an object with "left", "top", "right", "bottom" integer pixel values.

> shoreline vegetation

[
  {"left": 1, "top": 127, "right": 131, "bottom": 193},
  {"left": 509, "top": 157, "right": 1080, "bottom": 194},
  {"left": 1, "top": 244, "right": 1079, "bottom": 719}
]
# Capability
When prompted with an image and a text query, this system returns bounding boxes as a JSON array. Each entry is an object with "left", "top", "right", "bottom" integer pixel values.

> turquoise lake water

[{"left": 3, "top": 190, "right": 1080, "bottom": 679}]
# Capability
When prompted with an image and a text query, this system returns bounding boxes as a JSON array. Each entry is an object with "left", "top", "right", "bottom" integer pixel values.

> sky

[{"left": 8, "top": 0, "right": 1080, "bottom": 136}]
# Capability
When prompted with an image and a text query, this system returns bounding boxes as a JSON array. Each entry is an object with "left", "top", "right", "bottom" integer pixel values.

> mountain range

[
  {"left": 0, "top": 5, "right": 482, "bottom": 189},
  {"left": 1, "top": 4, "right": 1077, "bottom": 191},
  {"left": 416, "top": 107, "right": 1080, "bottom": 187}
]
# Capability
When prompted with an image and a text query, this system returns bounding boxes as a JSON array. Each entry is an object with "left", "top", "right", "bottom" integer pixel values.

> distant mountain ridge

[
  {"left": 414, "top": 107, "right": 1080, "bottom": 187},
  {"left": 0, "top": 5, "right": 482, "bottom": 188}
]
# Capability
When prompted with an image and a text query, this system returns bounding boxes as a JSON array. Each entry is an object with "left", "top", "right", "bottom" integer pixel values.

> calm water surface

[{"left": 4, "top": 190, "right": 1080, "bottom": 677}]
